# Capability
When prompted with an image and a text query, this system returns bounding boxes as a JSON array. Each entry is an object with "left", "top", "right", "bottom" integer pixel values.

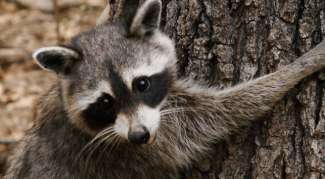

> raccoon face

[{"left": 33, "top": 0, "right": 176, "bottom": 144}]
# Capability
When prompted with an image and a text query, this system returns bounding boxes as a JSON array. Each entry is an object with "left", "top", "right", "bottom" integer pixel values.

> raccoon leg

[{"left": 159, "top": 41, "right": 325, "bottom": 162}]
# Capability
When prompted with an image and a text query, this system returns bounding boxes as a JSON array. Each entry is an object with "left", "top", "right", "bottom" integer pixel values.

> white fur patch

[
  {"left": 114, "top": 114, "right": 129, "bottom": 139},
  {"left": 113, "top": 105, "right": 161, "bottom": 139},
  {"left": 150, "top": 32, "right": 176, "bottom": 55},
  {"left": 137, "top": 105, "right": 161, "bottom": 135},
  {"left": 123, "top": 53, "right": 170, "bottom": 88},
  {"left": 73, "top": 81, "right": 114, "bottom": 111}
]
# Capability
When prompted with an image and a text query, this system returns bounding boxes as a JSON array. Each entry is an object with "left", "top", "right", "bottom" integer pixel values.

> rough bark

[{"left": 109, "top": 0, "right": 325, "bottom": 178}]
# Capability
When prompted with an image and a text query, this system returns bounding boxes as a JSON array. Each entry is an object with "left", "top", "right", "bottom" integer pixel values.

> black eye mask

[
  {"left": 107, "top": 64, "right": 172, "bottom": 109},
  {"left": 134, "top": 71, "right": 172, "bottom": 107},
  {"left": 82, "top": 93, "right": 118, "bottom": 130}
]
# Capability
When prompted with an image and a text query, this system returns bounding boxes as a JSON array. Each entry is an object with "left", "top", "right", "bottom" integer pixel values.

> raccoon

[{"left": 4, "top": 0, "right": 325, "bottom": 178}]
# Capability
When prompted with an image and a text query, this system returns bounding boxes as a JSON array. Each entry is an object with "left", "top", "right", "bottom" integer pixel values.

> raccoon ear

[
  {"left": 129, "top": 0, "right": 162, "bottom": 37},
  {"left": 32, "top": 46, "right": 80, "bottom": 75},
  {"left": 96, "top": 2, "right": 111, "bottom": 26},
  {"left": 97, "top": 0, "right": 140, "bottom": 27}
]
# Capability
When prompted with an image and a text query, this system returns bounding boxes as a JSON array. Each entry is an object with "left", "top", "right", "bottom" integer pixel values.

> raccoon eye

[
  {"left": 133, "top": 76, "right": 151, "bottom": 92},
  {"left": 98, "top": 94, "right": 114, "bottom": 106},
  {"left": 82, "top": 93, "right": 117, "bottom": 130}
]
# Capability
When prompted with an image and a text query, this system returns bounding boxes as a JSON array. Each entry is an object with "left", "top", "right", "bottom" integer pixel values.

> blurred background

[{"left": 0, "top": 0, "right": 105, "bottom": 175}]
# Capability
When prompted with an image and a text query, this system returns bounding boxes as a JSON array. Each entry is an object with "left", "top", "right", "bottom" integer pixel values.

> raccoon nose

[{"left": 128, "top": 126, "right": 150, "bottom": 144}]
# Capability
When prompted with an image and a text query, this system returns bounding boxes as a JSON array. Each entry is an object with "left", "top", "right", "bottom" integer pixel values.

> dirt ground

[{"left": 0, "top": 0, "right": 105, "bottom": 176}]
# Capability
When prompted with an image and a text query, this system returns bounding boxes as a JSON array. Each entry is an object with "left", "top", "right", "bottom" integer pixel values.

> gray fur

[{"left": 4, "top": 0, "right": 325, "bottom": 178}]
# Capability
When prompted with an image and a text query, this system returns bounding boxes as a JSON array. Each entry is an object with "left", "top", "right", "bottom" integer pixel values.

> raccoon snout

[{"left": 128, "top": 125, "right": 150, "bottom": 144}]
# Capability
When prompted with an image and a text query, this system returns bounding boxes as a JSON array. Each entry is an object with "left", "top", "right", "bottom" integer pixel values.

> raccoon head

[{"left": 33, "top": 0, "right": 176, "bottom": 144}]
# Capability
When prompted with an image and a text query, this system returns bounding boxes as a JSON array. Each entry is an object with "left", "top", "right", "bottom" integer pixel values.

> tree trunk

[{"left": 109, "top": 0, "right": 325, "bottom": 178}]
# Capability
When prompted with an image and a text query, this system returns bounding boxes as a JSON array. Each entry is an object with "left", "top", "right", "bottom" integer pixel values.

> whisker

[
  {"left": 108, "top": 135, "right": 121, "bottom": 156},
  {"left": 74, "top": 127, "right": 115, "bottom": 166},
  {"left": 160, "top": 107, "right": 194, "bottom": 116},
  {"left": 95, "top": 132, "right": 120, "bottom": 165},
  {"left": 86, "top": 131, "right": 116, "bottom": 160}
]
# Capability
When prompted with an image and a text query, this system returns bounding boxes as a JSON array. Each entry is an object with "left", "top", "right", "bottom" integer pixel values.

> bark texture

[{"left": 109, "top": 0, "right": 325, "bottom": 178}]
